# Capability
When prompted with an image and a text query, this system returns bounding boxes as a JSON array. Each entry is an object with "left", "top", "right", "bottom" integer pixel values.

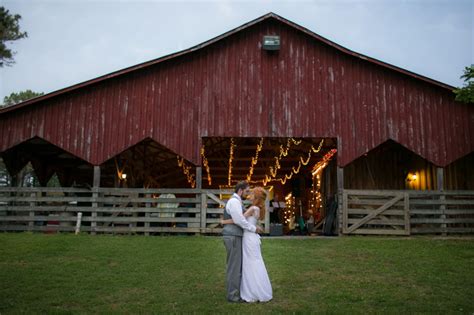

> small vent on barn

[{"left": 262, "top": 35, "right": 280, "bottom": 50}]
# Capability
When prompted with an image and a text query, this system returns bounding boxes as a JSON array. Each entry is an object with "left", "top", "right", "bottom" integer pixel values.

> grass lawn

[{"left": 0, "top": 233, "right": 473, "bottom": 314}]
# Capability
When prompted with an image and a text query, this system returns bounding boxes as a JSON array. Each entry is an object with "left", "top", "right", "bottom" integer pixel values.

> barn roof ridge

[{"left": 0, "top": 11, "right": 455, "bottom": 115}]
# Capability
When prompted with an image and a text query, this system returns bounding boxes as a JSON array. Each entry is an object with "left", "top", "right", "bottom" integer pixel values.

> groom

[{"left": 222, "top": 181, "right": 262, "bottom": 302}]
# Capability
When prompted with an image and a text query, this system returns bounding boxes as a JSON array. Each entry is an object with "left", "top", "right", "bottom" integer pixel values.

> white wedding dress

[{"left": 240, "top": 206, "right": 273, "bottom": 302}]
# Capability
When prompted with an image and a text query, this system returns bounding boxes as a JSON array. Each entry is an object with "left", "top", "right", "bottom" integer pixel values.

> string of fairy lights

[
  {"left": 179, "top": 138, "right": 333, "bottom": 189},
  {"left": 176, "top": 156, "right": 196, "bottom": 188},
  {"left": 263, "top": 139, "right": 325, "bottom": 186},
  {"left": 308, "top": 148, "right": 338, "bottom": 215},
  {"left": 267, "top": 138, "right": 303, "bottom": 178},
  {"left": 284, "top": 148, "right": 337, "bottom": 229},
  {"left": 246, "top": 137, "right": 264, "bottom": 182},
  {"left": 227, "top": 138, "right": 236, "bottom": 186},
  {"left": 200, "top": 145, "right": 212, "bottom": 185},
  {"left": 284, "top": 192, "right": 296, "bottom": 225}
]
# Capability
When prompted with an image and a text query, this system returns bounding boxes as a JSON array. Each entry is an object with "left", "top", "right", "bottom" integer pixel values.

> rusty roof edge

[{"left": 0, "top": 12, "right": 456, "bottom": 115}]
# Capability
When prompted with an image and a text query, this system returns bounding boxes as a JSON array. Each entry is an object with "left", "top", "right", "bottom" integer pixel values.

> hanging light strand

[
  {"left": 227, "top": 138, "right": 236, "bottom": 186},
  {"left": 260, "top": 139, "right": 326, "bottom": 187},
  {"left": 200, "top": 145, "right": 212, "bottom": 185},
  {"left": 177, "top": 156, "right": 196, "bottom": 188},
  {"left": 309, "top": 148, "right": 337, "bottom": 216},
  {"left": 311, "top": 139, "right": 325, "bottom": 153},
  {"left": 267, "top": 139, "right": 292, "bottom": 179},
  {"left": 311, "top": 149, "right": 337, "bottom": 176},
  {"left": 114, "top": 157, "right": 128, "bottom": 181},
  {"left": 290, "top": 138, "right": 302, "bottom": 146},
  {"left": 300, "top": 139, "right": 324, "bottom": 166},
  {"left": 246, "top": 137, "right": 264, "bottom": 182},
  {"left": 266, "top": 140, "right": 326, "bottom": 186}
]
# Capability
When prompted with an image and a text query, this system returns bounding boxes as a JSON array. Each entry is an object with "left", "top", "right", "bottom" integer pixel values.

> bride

[{"left": 221, "top": 187, "right": 273, "bottom": 302}]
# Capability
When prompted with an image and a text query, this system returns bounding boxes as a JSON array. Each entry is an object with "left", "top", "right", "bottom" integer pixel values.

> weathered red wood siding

[{"left": 1, "top": 16, "right": 473, "bottom": 167}]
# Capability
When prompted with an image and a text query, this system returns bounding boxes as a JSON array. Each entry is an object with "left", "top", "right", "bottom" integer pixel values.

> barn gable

[{"left": 0, "top": 12, "right": 472, "bottom": 169}]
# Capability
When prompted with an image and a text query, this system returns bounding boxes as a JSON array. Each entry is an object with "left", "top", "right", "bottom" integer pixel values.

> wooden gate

[{"left": 342, "top": 190, "right": 410, "bottom": 235}]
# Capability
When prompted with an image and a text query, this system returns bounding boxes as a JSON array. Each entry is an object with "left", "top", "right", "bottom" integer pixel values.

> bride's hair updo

[{"left": 252, "top": 187, "right": 267, "bottom": 221}]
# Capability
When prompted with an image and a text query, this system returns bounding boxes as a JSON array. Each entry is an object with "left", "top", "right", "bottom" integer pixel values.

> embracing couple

[{"left": 222, "top": 181, "right": 273, "bottom": 303}]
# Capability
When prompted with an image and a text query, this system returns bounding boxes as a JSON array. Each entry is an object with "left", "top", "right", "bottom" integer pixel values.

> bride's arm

[
  {"left": 221, "top": 207, "right": 255, "bottom": 224},
  {"left": 243, "top": 207, "right": 255, "bottom": 218}
]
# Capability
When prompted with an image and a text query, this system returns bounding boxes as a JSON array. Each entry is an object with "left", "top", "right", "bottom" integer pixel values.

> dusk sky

[{"left": 1, "top": 0, "right": 472, "bottom": 101}]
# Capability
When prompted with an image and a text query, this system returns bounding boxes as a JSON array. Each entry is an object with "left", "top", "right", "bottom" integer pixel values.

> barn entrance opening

[{"left": 201, "top": 137, "right": 338, "bottom": 236}]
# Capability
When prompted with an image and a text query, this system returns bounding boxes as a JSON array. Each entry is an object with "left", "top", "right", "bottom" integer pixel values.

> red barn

[{"left": 1, "top": 13, "right": 473, "bottom": 235}]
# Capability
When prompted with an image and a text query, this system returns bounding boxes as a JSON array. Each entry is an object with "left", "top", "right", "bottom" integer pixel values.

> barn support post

[
  {"left": 437, "top": 167, "right": 447, "bottom": 235},
  {"left": 337, "top": 166, "right": 344, "bottom": 235},
  {"left": 264, "top": 196, "right": 270, "bottom": 234},
  {"left": 11, "top": 173, "right": 19, "bottom": 187},
  {"left": 91, "top": 166, "right": 100, "bottom": 235}
]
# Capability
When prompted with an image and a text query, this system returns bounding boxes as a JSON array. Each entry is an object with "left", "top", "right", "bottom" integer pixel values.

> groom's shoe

[{"left": 228, "top": 298, "right": 245, "bottom": 303}]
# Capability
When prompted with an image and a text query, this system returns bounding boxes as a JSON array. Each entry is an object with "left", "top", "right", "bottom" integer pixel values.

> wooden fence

[
  {"left": 1, "top": 187, "right": 473, "bottom": 236},
  {"left": 342, "top": 190, "right": 474, "bottom": 235},
  {"left": 0, "top": 187, "right": 271, "bottom": 235}
]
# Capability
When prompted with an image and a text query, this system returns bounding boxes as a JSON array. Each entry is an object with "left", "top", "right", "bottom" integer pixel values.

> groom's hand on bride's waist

[{"left": 256, "top": 226, "right": 263, "bottom": 234}]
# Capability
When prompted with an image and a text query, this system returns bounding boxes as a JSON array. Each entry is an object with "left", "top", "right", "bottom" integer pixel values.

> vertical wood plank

[
  {"left": 196, "top": 167, "right": 202, "bottom": 189},
  {"left": 437, "top": 167, "right": 444, "bottom": 191},
  {"left": 196, "top": 167, "right": 203, "bottom": 234},
  {"left": 337, "top": 167, "right": 344, "bottom": 235},
  {"left": 437, "top": 167, "right": 447, "bottom": 235},
  {"left": 404, "top": 192, "right": 410, "bottom": 235},
  {"left": 144, "top": 193, "right": 150, "bottom": 236},
  {"left": 265, "top": 195, "right": 270, "bottom": 234},
  {"left": 91, "top": 166, "right": 100, "bottom": 235},
  {"left": 28, "top": 192, "right": 35, "bottom": 230},
  {"left": 200, "top": 192, "right": 207, "bottom": 233},
  {"left": 342, "top": 190, "right": 348, "bottom": 234}
]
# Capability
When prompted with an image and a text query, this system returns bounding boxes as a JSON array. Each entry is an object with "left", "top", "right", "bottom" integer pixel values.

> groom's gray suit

[{"left": 222, "top": 193, "right": 256, "bottom": 302}]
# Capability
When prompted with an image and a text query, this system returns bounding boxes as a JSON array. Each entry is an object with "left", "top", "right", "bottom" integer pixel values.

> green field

[{"left": 0, "top": 233, "right": 472, "bottom": 314}]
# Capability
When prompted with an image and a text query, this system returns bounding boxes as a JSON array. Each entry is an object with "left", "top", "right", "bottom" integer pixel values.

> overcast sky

[{"left": 1, "top": 0, "right": 472, "bottom": 101}]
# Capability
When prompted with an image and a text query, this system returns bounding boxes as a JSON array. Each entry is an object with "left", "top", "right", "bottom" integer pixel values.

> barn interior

[
  {"left": 199, "top": 137, "right": 338, "bottom": 235},
  {"left": 2, "top": 136, "right": 472, "bottom": 235}
]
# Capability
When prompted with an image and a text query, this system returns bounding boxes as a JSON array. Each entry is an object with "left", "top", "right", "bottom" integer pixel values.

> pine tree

[{"left": 0, "top": 6, "right": 28, "bottom": 67}]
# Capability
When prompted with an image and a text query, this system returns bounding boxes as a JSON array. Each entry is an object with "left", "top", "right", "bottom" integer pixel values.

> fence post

[
  {"left": 144, "top": 193, "right": 151, "bottom": 236},
  {"left": 337, "top": 167, "right": 344, "bottom": 235},
  {"left": 91, "top": 166, "right": 100, "bottom": 235},
  {"left": 437, "top": 167, "right": 447, "bottom": 236},
  {"left": 200, "top": 192, "right": 207, "bottom": 234},
  {"left": 196, "top": 167, "right": 203, "bottom": 235},
  {"left": 404, "top": 192, "right": 411, "bottom": 235},
  {"left": 264, "top": 196, "right": 270, "bottom": 234},
  {"left": 75, "top": 212, "right": 82, "bottom": 235},
  {"left": 28, "top": 192, "right": 36, "bottom": 231},
  {"left": 342, "top": 190, "right": 348, "bottom": 234}
]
